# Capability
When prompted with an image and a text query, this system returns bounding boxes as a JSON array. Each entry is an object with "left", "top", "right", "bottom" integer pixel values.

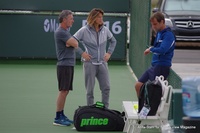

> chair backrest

[{"left": 155, "top": 76, "right": 173, "bottom": 118}]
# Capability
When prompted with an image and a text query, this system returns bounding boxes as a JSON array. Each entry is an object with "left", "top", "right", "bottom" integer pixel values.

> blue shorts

[{"left": 138, "top": 65, "right": 170, "bottom": 83}]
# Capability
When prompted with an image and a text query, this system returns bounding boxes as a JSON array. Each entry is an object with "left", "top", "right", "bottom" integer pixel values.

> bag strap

[
  {"left": 139, "top": 84, "right": 145, "bottom": 98},
  {"left": 144, "top": 82, "right": 150, "bottom": 106}
]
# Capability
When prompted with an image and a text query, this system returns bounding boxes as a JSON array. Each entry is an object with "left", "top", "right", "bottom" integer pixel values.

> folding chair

[{"left": 122, "top": 75, "right": 173, "bottom": 133}]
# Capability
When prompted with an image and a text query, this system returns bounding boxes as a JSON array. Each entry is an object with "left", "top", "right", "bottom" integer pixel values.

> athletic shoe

[
  {"left": 53, "top": 116, "right": 71, "bottom": 126},
  {"left": 63, "top": 115, "right": 74, "bottom": 124}
]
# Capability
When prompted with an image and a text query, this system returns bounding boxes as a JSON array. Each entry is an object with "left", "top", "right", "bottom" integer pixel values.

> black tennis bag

[
  {"left": 73, "top": 102, "right": 125, "bottom": 131},
  {"left": 138, "top": 80, "right": 162, "bottom": 116}
]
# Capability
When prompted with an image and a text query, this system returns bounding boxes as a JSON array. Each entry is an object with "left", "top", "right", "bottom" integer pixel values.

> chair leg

[
  {"left": 126, "top": 119, "right": 134, "bottom": 133},
  {"left": 123, "top": 118, "right": 130, "bottom": 132},
  {"left": 134, "top": 124, "right": 142, "bottom": 133},
  {"left": 159, "top": 119, "right": 172, "bottom": 133},
  {"left": 126, "top": 120, "right": 141, "bottom": 133}
]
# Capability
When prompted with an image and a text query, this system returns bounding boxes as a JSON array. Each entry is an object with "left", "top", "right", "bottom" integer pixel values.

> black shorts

[
  {"left": 57, "top": 66, "right": 74, "bottom": 91},
  {"left": 138, "top": 65, "right": 170, "bottom": 83}
]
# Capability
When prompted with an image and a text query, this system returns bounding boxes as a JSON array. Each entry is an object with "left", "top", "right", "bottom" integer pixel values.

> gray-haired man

[{"left": 53, "top": 10, "right": 78, "bottom": 126}]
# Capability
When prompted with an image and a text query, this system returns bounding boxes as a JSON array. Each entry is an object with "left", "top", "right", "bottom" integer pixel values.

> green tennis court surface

[{"left": 0, "top": 61, "right": 160, "bottom": 133}]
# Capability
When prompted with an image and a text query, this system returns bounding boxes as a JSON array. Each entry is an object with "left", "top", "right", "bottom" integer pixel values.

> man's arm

[
  {"left": 66, "top": 37, "right": 78, "bottom": 48},
  {"left": 144, "top": 47, "right": 152, "bottom": 55},
  {"left": 150, "top": 32, "right": 175, "bottom": 54}
]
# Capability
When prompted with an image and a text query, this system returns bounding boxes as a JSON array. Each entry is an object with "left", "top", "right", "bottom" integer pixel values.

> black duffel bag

[
  {"left": 73, "top": 102, "right": 125, "bottom": 131},
  {"left": 138, "top": 80, "right": 162, "bottom": 116}
]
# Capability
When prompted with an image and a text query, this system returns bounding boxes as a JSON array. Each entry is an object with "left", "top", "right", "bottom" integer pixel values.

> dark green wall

[
  {"left": 0, "top": 0, "right": 130, "bottom": 13},
  {"left": 0, "top": 14, "right": 127, "bottom": 60}
]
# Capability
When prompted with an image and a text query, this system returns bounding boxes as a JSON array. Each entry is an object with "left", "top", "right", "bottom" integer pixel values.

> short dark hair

[
  {"left": 58, "top": 10, "right": 73, "bottom": 23},
  {"left": 150, "top": 12, "right": 165, "bottom": 23}
]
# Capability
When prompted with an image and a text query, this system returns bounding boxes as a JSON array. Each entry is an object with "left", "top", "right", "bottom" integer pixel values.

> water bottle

[{"left": 182, "top": 76, "right": 200, "bottom": 117}]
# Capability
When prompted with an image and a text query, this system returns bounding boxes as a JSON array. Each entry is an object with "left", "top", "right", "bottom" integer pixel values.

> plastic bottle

[{"left": 182, "top": 76, "right": 200, "bottom": 117}]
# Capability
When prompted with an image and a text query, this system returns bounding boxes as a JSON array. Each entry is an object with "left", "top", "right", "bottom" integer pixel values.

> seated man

[{"left": 135, "top": 12, "right": 175, "bottom": 97}]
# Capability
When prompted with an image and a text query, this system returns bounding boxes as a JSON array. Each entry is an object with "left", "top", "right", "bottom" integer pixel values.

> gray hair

[{"left": 58, "top": 10, "right": 73, "bottom": 23}]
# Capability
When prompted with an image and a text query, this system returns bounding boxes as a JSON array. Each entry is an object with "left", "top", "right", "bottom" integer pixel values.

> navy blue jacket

[{"left": 150, "top": 27, "right": 175, "bottom": 67}]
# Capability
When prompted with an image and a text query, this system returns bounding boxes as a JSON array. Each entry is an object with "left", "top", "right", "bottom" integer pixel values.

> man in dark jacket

[{"left": 135, "top": 12, "right": 175, "bottom": 97}]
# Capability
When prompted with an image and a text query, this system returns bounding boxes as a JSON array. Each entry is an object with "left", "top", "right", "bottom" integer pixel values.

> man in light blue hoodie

[{"left": 74, "top": 8, "right": 116, "bottom": 108}]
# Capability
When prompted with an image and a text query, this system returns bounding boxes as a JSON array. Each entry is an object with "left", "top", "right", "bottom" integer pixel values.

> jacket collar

[{"left": 87, "top": 24, "right": 103, "bottom": 32}]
